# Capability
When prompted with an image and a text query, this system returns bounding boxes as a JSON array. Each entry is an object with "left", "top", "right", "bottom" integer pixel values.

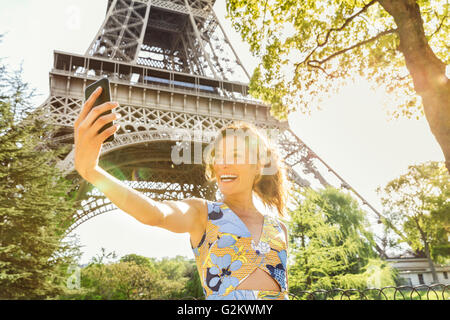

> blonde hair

[{"left": 204, "top": 121, "right": 290, "bottom": 217}]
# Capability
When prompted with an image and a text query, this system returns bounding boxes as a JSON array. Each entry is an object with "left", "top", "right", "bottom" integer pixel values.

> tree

[
  {"left": 121, "top": 254, "right": 197, "bottom": 299},
  {"left": 287, "top": 187, "right": 396, "bottom": 294},
  {"left": 66, "top": 253, "right": 204, "bottom": 300},
  {"left": 225, "top": 0, "right": 450, "bottom": 171},
  {"left": 0, "top": 42, "right": 80, "bottom": 299},
  {"left": 376, "top": 161, "right": 450, "bottom": 283},
  {"left": 120, "top": 253, "right": 153, "bottom": 267},
  {"left": 154, "top": 256, "right": 204, "bottom": 299},
  {"left": 83, "top": 261, "right": 164, "bottom": 300},
  {"left": 90, "top": 247, "right": 118, "bottom": 265}
]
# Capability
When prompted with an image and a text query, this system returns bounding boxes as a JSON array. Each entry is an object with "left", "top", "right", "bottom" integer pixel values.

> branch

[
  {"left": 295, "top": 0, "right": 378, "bottom": 74},
  {"left": 316, "top": 0, "right": 377, "bottom": 47},
  {"left": 428, "top": 10, "right": 447, "bottom": 39},
  {"left": 392, "top": 74, "right": 411, "bottom": 81},
  {"left": 305, "top": 61, "right": 338, "bottom": 78},
  {"left": 309, "top": 28, "right": 397, "bottom": 66}
]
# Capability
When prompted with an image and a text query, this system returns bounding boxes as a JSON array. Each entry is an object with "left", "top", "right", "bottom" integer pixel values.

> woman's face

[{"left": 212, "top": 135, "right": 260, "bottom": 197}]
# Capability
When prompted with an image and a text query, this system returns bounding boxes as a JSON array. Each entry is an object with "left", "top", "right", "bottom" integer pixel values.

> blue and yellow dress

[{"left": 191, "top": 200, "right": 289, "bottom": 300}]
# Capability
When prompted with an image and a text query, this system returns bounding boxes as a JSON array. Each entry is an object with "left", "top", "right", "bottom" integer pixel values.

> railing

[
  {"left": 288, "top": 284, "right": 449, "bottom": 300},
  {"left": 50, "top": 67, "right": 266, "bottom": 109},
  {"left": 176, "top": 284, "right": 449, "bottom": 300}
]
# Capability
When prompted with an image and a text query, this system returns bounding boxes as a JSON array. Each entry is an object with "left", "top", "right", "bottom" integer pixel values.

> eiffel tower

[{"left": 36, "top": 0, "right": 385, "bottom": 255}]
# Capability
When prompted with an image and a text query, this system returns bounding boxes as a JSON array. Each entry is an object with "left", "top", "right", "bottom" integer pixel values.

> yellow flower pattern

[{"left": 191, "top": 200, "right": 289, "bottom": 300}]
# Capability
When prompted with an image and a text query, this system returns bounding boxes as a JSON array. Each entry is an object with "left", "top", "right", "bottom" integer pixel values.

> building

[{"left": 385, "top": 256, "right": 450, "bottom": 286}]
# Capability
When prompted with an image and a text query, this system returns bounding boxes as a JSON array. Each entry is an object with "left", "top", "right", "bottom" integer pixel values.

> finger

[
  {"left": 78, "top": 101, "right": 119, "bottom": 132},
  {"left": 96, "top": 123, "right": 120, "bottom": 144},
  {"left": 74, "top": 86, "right": 103, "bottom": 129},
  {"left": 90, "top": 112, "right": 121, "bottom": 135}
]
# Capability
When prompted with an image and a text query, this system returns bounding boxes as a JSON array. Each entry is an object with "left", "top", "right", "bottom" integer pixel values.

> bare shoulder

[
  {"left": 154, "top": 197, "right": 208, "bottom": 235},
  {"left": 160, "top": 197, "right": 206, "bottom": 213},
  {"left": 180, "top": 197, "right": 208, "bottom": 226},
  {"left": 180, "top": 197, "right": 208, "bottom": 214}
]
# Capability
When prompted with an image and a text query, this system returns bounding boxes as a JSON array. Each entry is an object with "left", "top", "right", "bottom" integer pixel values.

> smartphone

[{"left": 84, "top": 77, "right": 115, "bottom": 143}]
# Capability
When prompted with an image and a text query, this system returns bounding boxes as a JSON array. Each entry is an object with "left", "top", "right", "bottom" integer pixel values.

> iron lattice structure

[{"left": 36, "top": 0, "right": 385, "bottom": 255}]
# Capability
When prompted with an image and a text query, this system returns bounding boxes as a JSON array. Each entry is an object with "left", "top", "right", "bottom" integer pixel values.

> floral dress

[{"left": 191, "top": 200, "right": 289, "bottom": 300}]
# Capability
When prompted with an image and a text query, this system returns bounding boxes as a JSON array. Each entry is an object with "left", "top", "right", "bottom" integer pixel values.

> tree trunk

[
  {"left": 423, "top": 239, "right": 439, "bottom": 284},
  {"left": 414, "top": 217, "right": 439, "bottom": 284},
  {"left": 378, "top": 0, "right": 450, "bottom": 173}
]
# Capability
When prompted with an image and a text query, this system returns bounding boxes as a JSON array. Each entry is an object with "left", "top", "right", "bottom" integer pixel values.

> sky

[{"left": 0, "top": 1, "right": 445, "bottom": 264}]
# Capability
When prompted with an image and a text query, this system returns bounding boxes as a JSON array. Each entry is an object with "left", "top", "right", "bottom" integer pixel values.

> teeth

[{"left": 221, "top": 175, "right": 237, "bottom": 179}]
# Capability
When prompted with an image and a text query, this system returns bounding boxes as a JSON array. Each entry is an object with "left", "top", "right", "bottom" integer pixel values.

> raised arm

[
  {"left": 73, "top": 87, "right": 207, "bottom": 238},
  {"left": 82, "top": 167, "right": 206, "bottom": 233}
]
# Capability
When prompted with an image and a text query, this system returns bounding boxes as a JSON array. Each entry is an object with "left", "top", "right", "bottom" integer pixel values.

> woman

[{"left": 74, "top": 87, "right": 290, "bottom": 300}]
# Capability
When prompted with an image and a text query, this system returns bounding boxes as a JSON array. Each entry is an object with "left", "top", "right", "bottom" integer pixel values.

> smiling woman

[
  {"left": 205, "top": 122, "right": 290, "bottom": 218},
  {"left": 73, "top": 88, "right": 291, "bottom": 300},
  {"left": 190, "top": 122, "right": 291, "bottom": 299}
]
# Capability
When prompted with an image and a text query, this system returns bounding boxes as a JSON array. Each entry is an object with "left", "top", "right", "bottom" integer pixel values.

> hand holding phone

[
  {"left": 73, "top": 78, "right": 121, "bottom": 181},
  {"left": 84, "top": 78, "right": 115, "bottom": 142}
]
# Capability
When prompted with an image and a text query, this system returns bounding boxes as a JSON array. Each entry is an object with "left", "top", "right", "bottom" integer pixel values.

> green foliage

[
  {"left": 90, "top": 247, "right": 118, "bottom": 265},
  {"left": 226, "top": 0, "right": 448, "bottom": 120},
  {"left": 120, "top": 253, "right": 153, "bottom": 267},
  {"left": 287, "top": 186, "right": 396, "bottom": 294},
  {"left": 377, "top": 161, "right": 450, "bottom": 263},
  {"left": 77, "top": 261, "right": 159, "bottom": 300},
  {"left": 0, "top": 42, "right": 81, "bottom": 299},
  {"left": 62, "top": 252, "right": 204, "bottom": 300}
]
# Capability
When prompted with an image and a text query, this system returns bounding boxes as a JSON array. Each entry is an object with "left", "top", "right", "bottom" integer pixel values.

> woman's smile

[{"left": 219, "top": 173, "right": 239, "bottom": 183}]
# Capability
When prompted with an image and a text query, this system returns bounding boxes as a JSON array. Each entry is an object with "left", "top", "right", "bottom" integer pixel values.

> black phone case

[{"left": 84, "top": 78, "right": 115, "bottom": 143}]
